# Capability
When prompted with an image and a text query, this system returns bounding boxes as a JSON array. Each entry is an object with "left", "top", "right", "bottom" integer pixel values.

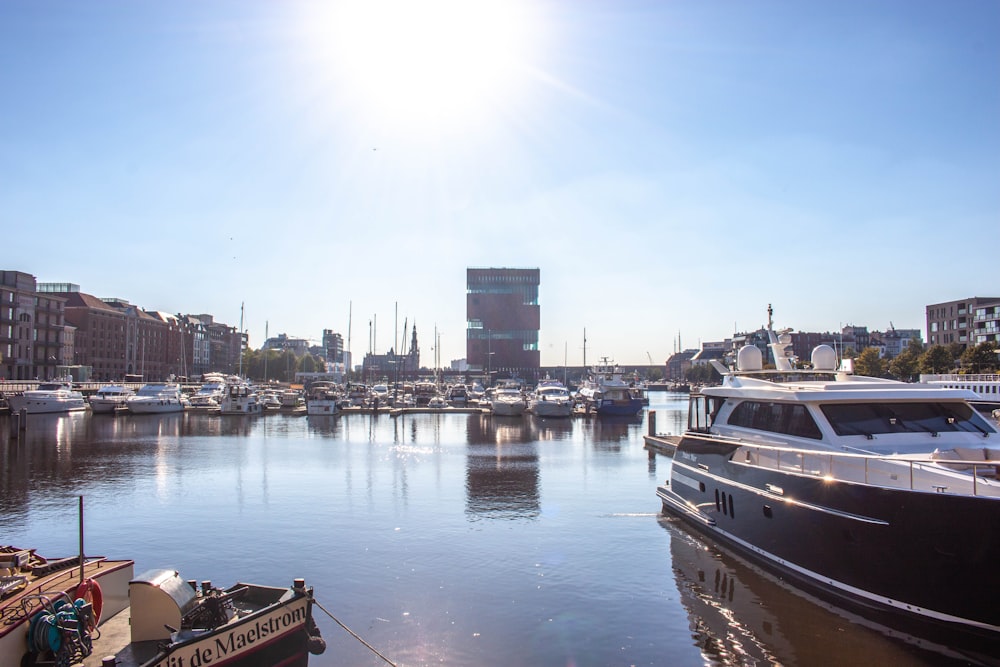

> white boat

[
  {"left": 6, "top": 380, "right": 88, "bottom": 414},
  {"left": 920, "top": 373, "right": 1000, "bottom": 411},
  {"left": 0, "top": 547, "right": 325, "bottom": 667},
  {"left": 279, "top": 389, "right": 305, "bottom": 410},
  {"left": 219, "top": 380, "right": 262, "bottom": 416},
  {"left": 577, "top": 359, "right": 644, "bottom": 416},
  {"left": 491, "top": 383, "right": 526, "bottom": 417},
  {"left": 88, "top": 384, "right": 136, "bottom": 414},
  {"left": 445, "top": 384, "right": 468, "bottom": 405},
  {"left": 306, "top": 381, "right": 339, "bottom": 417},
  {"left": 427, "top": 395, "right": 449, "bottom": 409},
  {"left": 528, "top": 379, "right": 574, "bottom": 418},
  {"left": 126, "top": 383, "right": 188, "bottom": 414},
  {"left": 188, "top": 373, "right": 228, "bottom": 410},
  {"left": 656, "top": 307, "right": 1000, "bottom": 654}
]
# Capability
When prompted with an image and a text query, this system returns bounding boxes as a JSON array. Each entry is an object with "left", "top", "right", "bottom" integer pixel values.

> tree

[
  {"left": 888, "top": 346, "right": 919, "bottom": 382},
  {"left": 854, "top": 347, "right": 885, "bottom": 377},
  {"left": 960, "top": 342, "right": 998, "bottom": 374},
  {"left": 300, "top": 353, "right": 318, "bottom": 373},
  {"left": 919, "top": 345, "right": 954, "bottom": 374}
]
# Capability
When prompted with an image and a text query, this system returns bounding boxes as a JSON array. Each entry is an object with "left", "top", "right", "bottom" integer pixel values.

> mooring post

[
  {"left": 19, "top": 408, "right": 27, "bottom": 432},
  {"left": 9, "top": 411, "right": 19, "bottom": 438},
  {"left": 648, "top": 410, "right": 656, "bottom": 436}
]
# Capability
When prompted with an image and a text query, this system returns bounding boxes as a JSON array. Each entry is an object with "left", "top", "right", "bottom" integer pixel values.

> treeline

[{"left": 682, "top": 340, "right": 998, "bottom": 384}]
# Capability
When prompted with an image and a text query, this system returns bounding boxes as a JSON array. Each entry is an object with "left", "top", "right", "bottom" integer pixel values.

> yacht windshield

[{"left": 820, "top": 402, "right": 996, "bottom": 437}]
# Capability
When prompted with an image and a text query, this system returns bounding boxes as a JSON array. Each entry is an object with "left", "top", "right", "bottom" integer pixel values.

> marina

[{"left": 1, "top": 393, "right": 990, "bottom": 666}]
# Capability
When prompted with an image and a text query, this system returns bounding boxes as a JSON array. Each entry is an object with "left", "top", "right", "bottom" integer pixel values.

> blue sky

[{"left": 3, "top": 1, "right": 997, "bottom": 367}]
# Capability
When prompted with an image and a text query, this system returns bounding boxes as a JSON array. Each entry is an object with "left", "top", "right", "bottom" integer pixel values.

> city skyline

[{"left": 3, "top": 2, "right": 997, "bottom": 366}]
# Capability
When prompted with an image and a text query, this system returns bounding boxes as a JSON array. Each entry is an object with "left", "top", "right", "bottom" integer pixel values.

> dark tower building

[{"left": 466, "top": 267, "right": 540, "bottom": 383}]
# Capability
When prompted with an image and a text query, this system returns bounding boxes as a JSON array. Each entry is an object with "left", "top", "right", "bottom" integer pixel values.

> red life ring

[{"left": 74, "top": 578, "right": 104, "bottom": 627}]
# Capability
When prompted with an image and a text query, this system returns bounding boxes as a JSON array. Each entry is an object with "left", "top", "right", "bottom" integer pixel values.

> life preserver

[{"left": 73, "top": 578, "right": 103, "bottom": 627}]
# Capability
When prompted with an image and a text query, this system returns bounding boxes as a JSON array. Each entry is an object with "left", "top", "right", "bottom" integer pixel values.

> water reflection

[
  {"left": 662, "top": 516, "right": 985, "bottom": 666},
  {"left": 465, "top": 415, "right": 540, "bottom": 521}
]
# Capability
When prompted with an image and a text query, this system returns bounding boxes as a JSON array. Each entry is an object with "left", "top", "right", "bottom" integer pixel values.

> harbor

[{"left": 0, "top": 392, "right": 981, "bottom": 666}]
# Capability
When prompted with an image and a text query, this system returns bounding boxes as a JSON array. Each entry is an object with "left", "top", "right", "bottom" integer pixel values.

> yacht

[
  {"left": 920, "top": 373, "right": 1000, "bottom": 412},
  {"left": 491, "top": 383, "right": 526, "bottom": 417},
  {"left": 88, "top": 384, "right": 136, "bottom": 414},
  {"left": 126, "top": 383, "right": 188, "bottom": 414},
  {"left": 528, "top": 379, "right": 574, "bottom": 418},
  {"left": 305, "top": 381, "right": 339, "bottom": 417},
  {"left": 219, "top": 380, "right": 262, "bottom": 415},
  {"left": 577, "top": 359, "right": 644, "bottom": 416},
  {"left": 656, "top": 308, "right": 1000, "bottom": 653},
  {"left": 6, "top": 380, "right": 87, "bottom": 414},
  {"left": 187, "top": 373, "right": 228, "bottom": 410}
]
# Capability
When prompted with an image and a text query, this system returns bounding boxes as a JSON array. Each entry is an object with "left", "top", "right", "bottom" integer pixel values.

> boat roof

[{"left": 702, "top": 372, "right": 982, "bottom": 404}]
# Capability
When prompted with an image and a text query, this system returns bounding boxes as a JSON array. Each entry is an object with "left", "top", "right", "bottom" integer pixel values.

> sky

[{"left": 2, "top": 1, "right": 998, "bottom": 367}]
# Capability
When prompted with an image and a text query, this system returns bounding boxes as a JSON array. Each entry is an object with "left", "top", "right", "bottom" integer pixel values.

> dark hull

[{"left": 658, "top": 433, "right": 1000, "bottom": 659}]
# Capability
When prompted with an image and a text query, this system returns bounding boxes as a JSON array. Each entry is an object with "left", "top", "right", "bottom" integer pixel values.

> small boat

[
  {"left": 491, "top": 383, "right": 526, "bottom": 417},
  {"left": 305, "top": 381, "right": 339, "bottom": 417},
  {"left": 528, "top": 378, "right": 574, "bottom": 418},
  {"left": 577, "top": 359, "right": 644, "bottom": 416},
  {"left": 88, "top": 384, "right": 136, "bottom": 414},
  {"left": 188, "top": 374, "right": 228, "bottom": 411},
  {"left": 656, "top": 307, "right": 1000, "bottom": 656},
  {"left": 6, "top": 379, "right": 88, "bottom": 414},
  {"left": 219, "top": 380, "right": 262, "bottom": 416},
  {"left": 279, "top": 389, "right": 305, "bottom": 410},
  {"left": 445, "top": 384, "right": 468, "bottom": 405},
  {"left": 0, "top": 548, "right": 326, "bottom": 667},
  {"left": 427, "top": 395, "right": 449, "bottom": 409},
  {"left": 126, "top": 383, "right": 188, "bottom": 414}
]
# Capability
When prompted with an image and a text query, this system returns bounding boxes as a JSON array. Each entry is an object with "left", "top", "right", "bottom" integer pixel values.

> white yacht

[
  {"left": 187, "top": 373, "right": 228, "bottom": 410},
  {"left": 491, "top": 383, "right": 526, "bottom": 417},
  {"left": 306, "top": 381, "right": 339, "bottom": 417},
  {"left": 656, "top": 307, "right": 1000, "bottom": 650},
  {"left": 88, "top": 384, "right": 136, "bottom": 414},
  {"left": 528, "top": 379, "right": 574, "bottom": 418},
  {"left": 126, "top": 383, "right": 188, "bottom": 414},
  {"left": 219, "top": 380, "right": 262, "bottom": 416},
  {"left": 6, "top": 380, "right": 87, "bottom": 414}
]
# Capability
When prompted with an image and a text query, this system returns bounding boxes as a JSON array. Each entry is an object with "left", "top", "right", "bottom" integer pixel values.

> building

[
  {"left": 466, "top": 267, "right": 540, "bottom": 382},
  {"left": 926, "top": 297, "right": 1000, "bottom": 349},
  {"left": 1, "top": 271, "right": 70, "bottom": 380}
]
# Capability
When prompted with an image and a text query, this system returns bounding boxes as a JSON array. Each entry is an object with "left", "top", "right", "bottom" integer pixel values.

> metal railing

[{"left": 735, "top": 441, "right": 1000, "bottom": 497}]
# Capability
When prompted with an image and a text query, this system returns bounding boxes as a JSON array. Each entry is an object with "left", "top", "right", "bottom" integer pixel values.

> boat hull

[
  {"left": 593, "top": 398, "right": 643, "bottom": 416},
  {"left": 658, "top": 433, "right": 1000, "bottom": 654},
  {"left": 306, "top": 400, "right": 338, "bottom": 416},
  {"left": 6, "top": 396, "right": 88, "bottom": 414}
]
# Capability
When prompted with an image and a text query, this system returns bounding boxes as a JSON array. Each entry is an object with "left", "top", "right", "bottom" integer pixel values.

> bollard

[
  {"left": 102, "top": 657, "right": 118, "bottom": 667},
  {"left": 19, "top": 408, "right": 27, "bottom": 431},
  {"left": 9, "top": 411, "right": 19, "bottom": 438},
  {"left": 648, "top": 410, "right": 656, "bottom": 436}
]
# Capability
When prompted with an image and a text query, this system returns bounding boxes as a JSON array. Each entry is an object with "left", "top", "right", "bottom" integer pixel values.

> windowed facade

[
  {"left": 926, "top": 297, "right": 1000, "bottom": 349},
  {"left": 466, "top": 268, "right": 540, "bottom": 381}
]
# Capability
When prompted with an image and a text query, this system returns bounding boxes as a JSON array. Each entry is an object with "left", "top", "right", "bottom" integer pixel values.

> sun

[{"left": 310, "top": 0, "right": 542, "bottom": 135}]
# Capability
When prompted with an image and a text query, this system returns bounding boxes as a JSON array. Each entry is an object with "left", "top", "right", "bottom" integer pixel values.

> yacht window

[
  {"left": 821, "top": 402, "right": 997, "bottom": 436},
  {"left": 727, "top": 401, "right": 823, "bottom": 439}
]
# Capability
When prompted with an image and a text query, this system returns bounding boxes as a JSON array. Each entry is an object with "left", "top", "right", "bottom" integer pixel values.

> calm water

[{"left": 0, "top": 394, "right": 974, "bottom": 666}]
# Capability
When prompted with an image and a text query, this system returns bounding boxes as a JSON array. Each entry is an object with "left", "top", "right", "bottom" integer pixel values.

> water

[{"left": 0, "top": 394, "right": 974, "bottom": 666}]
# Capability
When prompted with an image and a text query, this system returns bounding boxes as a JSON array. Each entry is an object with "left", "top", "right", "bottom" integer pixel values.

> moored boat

[
  {"left": 219, "top": 380, "right": 262, "bottom": 416},
  {"left": 0, "top": 548, "right": 325, "bottom": 667},
  {"left": 89, "top": 384, "right": 136, "bottom": 414},
  {"left": 528, "top": 378, "right": 574, "bottom": 418},
  {"left": 577, "top": 359, "right": 644, "bottom": 416},
  {"left": 6, "top": 379, "right": 88, "bottom": 414},
  {"left": 305, "top": 381, "right": 339, "bottom": 417},
  {"left": 491, "top": 383, "right": 526, "bottom": 417},
  {"left": 126, "top": 383, "right": 188, "bottom": 414},
  {"left": 655, "top": 308, "right": 1000, "bottom": 657},
  {"left": 188, "top": 373, "right": 228, "bottom": 411}
]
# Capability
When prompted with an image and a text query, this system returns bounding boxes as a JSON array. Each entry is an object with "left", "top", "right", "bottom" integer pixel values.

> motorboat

[
  {"left": 279, "top": 389, "right": 305, "bottom": 410},
  {"left": 219, "top": 380, "right": 262, "bottom": 416},
  {"left": 306, "top": 381, "right": 339, "bottom": 417},
  {"left": 6, "top": 380, "right": 88, "bottom": 414},
  {"left": 0, "top": 547, "right": 325, "bottom": 667},
  {"left": 369, "top": 383, "right": 390, "bottom": 408},
  {"left": 655, "top": 308, "right": 1000, "bottom": 655},
  {"left": 427, "top": 395, "right": 449, "bottom": 409},
  {"left": 126, "top": 383, "right": 188, "bottom": 414},
  {"left": 188, "top": 373, "right": 228, "bottom": 410},
  {"left": 445, "top": 384, "right": 468, "bottom": 405},
  {"left": 577, "top": 359, "right": 644, "bottom": 416},
  {"left": 413, "top": 381, "right": 438, "bottom": 406},
  {"left": 491, "top": 383, "right": 526, "bottom": 417},
  {"left": 528, "top": 378, "right": 574, "bottom": 418},
  {"left": 88, "top": 384, "right": 136, "bottom": 414},
  {"left": 920, "top": 373, "right": 1000, "bottom": 412}
]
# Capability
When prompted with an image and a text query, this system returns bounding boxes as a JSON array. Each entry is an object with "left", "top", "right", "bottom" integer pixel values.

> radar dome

[
  {"left": 737, "top": 345, "right": 763, "bottom": 371},
  {"left": 811, "top": 345, "right": 837, "bottom": 371}
]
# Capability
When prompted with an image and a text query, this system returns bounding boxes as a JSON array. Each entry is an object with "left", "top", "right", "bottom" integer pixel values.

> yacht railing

[{"left": 735, "top": 442, "right": 1000, "bottom": 497}]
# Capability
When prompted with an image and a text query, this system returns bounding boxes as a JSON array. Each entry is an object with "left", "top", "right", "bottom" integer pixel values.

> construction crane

[{"left": 646, "top": 351, "right": 654, "bottom": 366}]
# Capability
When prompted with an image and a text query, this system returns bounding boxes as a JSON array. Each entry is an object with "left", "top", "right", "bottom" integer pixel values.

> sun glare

[{"left": 314, "top": 0, "right": 540, "bottom": 134}]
